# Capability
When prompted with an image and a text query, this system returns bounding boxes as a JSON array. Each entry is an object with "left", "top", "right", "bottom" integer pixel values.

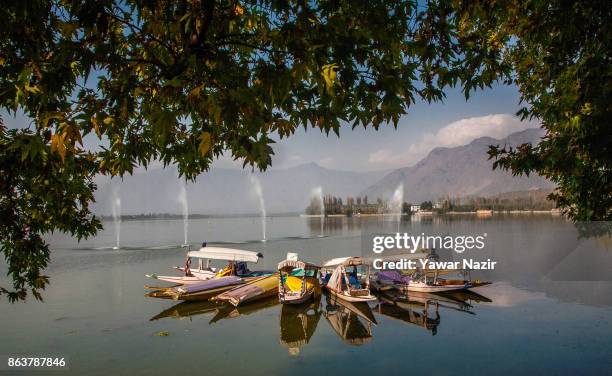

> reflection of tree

[{"left": 306, "top": 194, "right": 406, "bottom": 215}]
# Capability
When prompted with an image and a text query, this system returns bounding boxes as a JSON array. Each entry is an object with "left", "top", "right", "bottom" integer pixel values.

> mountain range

[
  {"left": 361, "top": 127, "right": 554, "bottom": 203},
  {"left": 92, "top": 127, "right": 553, "bottom": 215}
]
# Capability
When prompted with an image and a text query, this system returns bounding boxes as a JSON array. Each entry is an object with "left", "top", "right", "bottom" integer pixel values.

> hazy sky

[{"left": 3, "top": 82, "right": 535, "bottom": 173}]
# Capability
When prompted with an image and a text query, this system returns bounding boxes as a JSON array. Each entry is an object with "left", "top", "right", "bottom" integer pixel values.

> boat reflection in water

[
  {"left": 149, "top": 288, "right": 492, "bottom": 347},
  {"left": 150, "top": 300, "right": 221, "bottom": 321},
  {"left": 375, "top": 289, "right": 493, "bottom": 335},
  {"left": 150, "top": 296, "right": 280, "bottom": 324},
  {"left": 279, "top": 295, "right": 322, "bottom": 356},
  {"left": 209, "top": 296, "right": 279, "bottom": 323},
  {"left": 323, "top": 292, "right": 377, "bottom": 346}
]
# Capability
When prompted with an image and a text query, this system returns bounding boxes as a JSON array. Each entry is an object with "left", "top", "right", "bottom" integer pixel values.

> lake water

[{"left": 1, "top": 215, "right": 611, "bottom": 375}]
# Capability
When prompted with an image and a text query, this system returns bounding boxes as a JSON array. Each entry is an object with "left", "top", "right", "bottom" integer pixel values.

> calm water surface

[{"left": 1, "top": 216, "right": 611, "bottom": 375}]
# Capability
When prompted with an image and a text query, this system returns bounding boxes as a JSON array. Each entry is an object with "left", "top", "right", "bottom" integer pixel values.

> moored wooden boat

[
  {"left": 373, "top": 255, "right": 491, "bottom": 293},
  {"left": 321, "top": 257, "right": 377, "bottom": 303},
  {"left": 214, "top": 274, "right": 280, "bottom": 307},
  {"left": 278, "top": 256, "right": 321, "bottom": 305},
  {"left": 145, "top": 275, "right": 248, "bottom": 301},
  {"left": 145, "top": 246, "right": 263, "bottom": 285}
]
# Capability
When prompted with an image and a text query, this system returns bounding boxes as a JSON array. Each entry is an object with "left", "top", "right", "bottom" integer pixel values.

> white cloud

[
  {"left": 367, "top": 114, "right": 538, "bottom": 168},
  {"left": 368, "top": 149, "right": 403, "bottom": 164}
]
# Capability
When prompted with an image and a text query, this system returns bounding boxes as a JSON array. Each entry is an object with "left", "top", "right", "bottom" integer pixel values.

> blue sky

[
  {"left": 219, "top": 82, "right": 536, "bottom": 171},
  {"left": 3, "top": 81, "right": 535, "bottom": 173}
]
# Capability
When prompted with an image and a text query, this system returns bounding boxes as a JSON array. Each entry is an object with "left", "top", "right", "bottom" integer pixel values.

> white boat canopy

[
  {"left": 187, "top": 247, "right": 262, "bottom": 263},
  {"left": 323, "top": 256, "right": 365, "bottom": 267},
  {"left": 277, "top": 259, "right": 319, "bottom": 271}
]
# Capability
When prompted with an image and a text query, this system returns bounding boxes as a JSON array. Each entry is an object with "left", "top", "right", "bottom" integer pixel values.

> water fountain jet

[
  {"left": 179, "top": 182, "right": 189, "bottom": 247},
  {"left": 311, "top": 186, "right": 325, "bottom": 237},
  {"left": 249, "top": 174, "right": 267, "bottom": 242},
  {"left": 111, "top": 187, "right": 121, "bottom": 249},
  {"left": 391, "top": 183, "right": 404, "bottom": 232}
]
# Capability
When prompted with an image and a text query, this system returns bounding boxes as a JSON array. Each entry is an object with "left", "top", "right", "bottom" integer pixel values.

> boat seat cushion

[{"left": 284, "top": 276, "right": 313, "bottom": 292}]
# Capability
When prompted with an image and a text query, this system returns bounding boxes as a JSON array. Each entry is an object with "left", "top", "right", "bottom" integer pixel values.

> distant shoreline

[{"left": 100, "top": 209, "right": 562, "bottom": 221}]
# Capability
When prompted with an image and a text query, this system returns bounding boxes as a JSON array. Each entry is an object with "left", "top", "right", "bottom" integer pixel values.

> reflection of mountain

[
  {"left": 323, "top": 293, "right": 376, "bottom": 346},
  {"left": 279, "top": 297, "right": 322, "bottom": 356},
  {"left": 362, "top": 128, "right": 554, "bottom": 203},
  {"left": 92, "top": 163, "right": 388, "bottom": 215}
]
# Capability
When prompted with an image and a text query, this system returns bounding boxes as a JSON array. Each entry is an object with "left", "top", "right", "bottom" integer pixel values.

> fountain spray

[
  {"left": 311, "top": 186, "right": 325, "bottom": 237},
  {"left": 179, "top": 181, "right": 189, "bottom": 247},
  {"left": 391, "top": 183, "right": 404, "bottom": 232},
  {"left": 111, "top": 186, "right": 121, "bottom": 249},
  {"left": 249, "top": 174, "right": 267, "bottom": 242}
]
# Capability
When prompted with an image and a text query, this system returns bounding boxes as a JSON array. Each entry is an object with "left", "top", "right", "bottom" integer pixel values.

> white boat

[
  {"left": 321, "top": 257, "right": 377, "bottom": 303},
  {"left": 278, "top": 255, "right": 321, "bottom": 305},
  {"left": 402, "top": 258, "right": 481, "bottom": 293},
  {"left": 146, "top": 245, "right": 263, "bottom": 284}
]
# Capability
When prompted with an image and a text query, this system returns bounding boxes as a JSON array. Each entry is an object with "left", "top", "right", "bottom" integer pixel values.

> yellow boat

[
  {"left": 278, "top": 258, "right": 321, "bottom": 305},
  {"left": 214, "top": 274, "right": 279, "bottom": 307}
]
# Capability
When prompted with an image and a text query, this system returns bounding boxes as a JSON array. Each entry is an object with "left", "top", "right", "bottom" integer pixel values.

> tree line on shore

[{"left": 305, "top": 189, "right": 555, "bottom": 216}]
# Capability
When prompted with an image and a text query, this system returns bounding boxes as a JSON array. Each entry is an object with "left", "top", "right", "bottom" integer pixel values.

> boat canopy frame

[
  {"left": 277, "top": 259, "right": 320, "bottom": 272},
  {"left": 187, "top": 247, "right": 263, "bottom": 263}
]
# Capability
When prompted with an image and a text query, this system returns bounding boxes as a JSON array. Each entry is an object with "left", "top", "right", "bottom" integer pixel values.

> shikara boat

[
  {"left": 214, "top": 274, "right": 280, "bottom": 307},
  {"left": 373, "top": 255, "right": 490, "bottom": 293},
  {"left": 145, "top": 245, "right": 263, "bottom": 285},
  {"left": 405, "top": 265, "right": 491, "bottom": 292},
  {"left": 279, "top": 296, "right": 322, "bottom": 355},
  {"left": 278, "top": 257, "right": 321, "bottom": 305},
  {"left": 321, "top": 257, "right": 377, "bottom": 302},
  {"left": 145, "top": 275, "right": 248, "bottom": 301}
]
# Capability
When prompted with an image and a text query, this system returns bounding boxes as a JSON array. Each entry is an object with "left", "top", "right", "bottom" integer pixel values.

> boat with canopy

[
  {"left": 145, "top": 245, "right": 263, "bottom": 285},
  {"left": 392, "top": 255, "right": 489, "bottom": 293},
  {"left": 369, "top": 250, "right": 490, "bottom": 293},
  {"left": 321, "top": 256, "right": 377, "bottom": 302},
  {"left": 278, "top": 253, "right": 321, "bottom": 305}
]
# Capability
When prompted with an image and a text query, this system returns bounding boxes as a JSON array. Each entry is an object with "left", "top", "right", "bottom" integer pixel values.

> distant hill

[
  {"left": 92, "top": 128, "right": 554, "bottom": 215},
  {"left": 361, "top": 128, "right": 554, "bottom": 203},
  {"left": 91, "top": 163, "right": 389, "bottom": 215}
]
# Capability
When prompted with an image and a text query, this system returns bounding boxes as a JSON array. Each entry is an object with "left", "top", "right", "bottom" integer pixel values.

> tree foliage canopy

[{"left": 1, "top": 0, "right": 610, "bottom": 301}]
